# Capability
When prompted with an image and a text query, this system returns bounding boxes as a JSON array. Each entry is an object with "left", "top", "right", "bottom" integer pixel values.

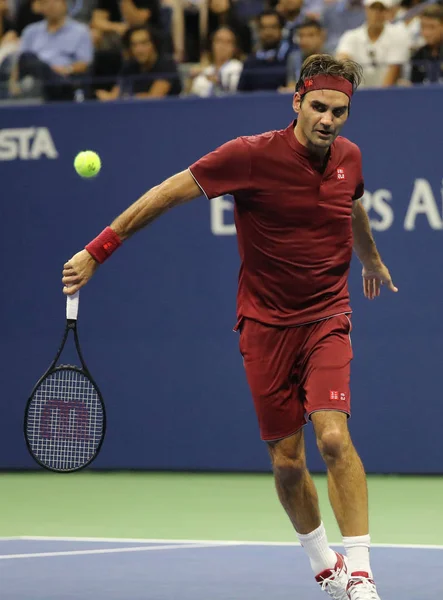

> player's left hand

[{"left": 362, "top": 261, "right": 398, "bottom": 300}]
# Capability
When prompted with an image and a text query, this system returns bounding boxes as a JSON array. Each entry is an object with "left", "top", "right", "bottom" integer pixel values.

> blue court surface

[{"left": 1, "top": 538, "right": 441, "bottom": 599}]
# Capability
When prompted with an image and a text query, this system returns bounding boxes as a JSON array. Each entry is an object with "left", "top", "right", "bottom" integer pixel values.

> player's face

[
  {"left": 420, "top": 16, "right": 443, "bottom": 46},
  {"left": 293, "top": 89, "right": 349, "bottom": 151}
]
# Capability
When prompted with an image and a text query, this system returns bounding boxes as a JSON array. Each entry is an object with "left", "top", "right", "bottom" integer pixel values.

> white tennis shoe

[
  {"left": 346, "top": 572, "right": 381, "bottom": 599},
  {"left": 316, "top": 552, "right": 349, "bottom": 600}
]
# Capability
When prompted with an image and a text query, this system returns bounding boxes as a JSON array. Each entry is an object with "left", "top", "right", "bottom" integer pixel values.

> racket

[{"left": 24, "top": 291, "right": 106, "bottom": 472}]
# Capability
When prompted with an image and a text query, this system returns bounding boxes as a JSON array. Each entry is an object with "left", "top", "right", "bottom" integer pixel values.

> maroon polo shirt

[{"left": 189, "top": 121, "right": 364, "bottom": 327}]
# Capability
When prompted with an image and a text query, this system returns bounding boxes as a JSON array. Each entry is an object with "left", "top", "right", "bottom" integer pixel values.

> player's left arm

[{"left": 352, "top": 199, "right": 398, "bottom": 299}]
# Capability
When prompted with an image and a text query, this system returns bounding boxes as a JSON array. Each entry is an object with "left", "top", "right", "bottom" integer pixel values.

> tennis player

[{"left": 62, "top": 54, "right": 397, "bottom": 600}]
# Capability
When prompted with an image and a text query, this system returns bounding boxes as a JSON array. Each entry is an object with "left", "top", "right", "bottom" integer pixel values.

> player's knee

[
  {"left": 316, "top": 428, "right": 350, "bottom": 464},
  {"left": 271, "top": 453, "right": 307, "bottom": 487}
]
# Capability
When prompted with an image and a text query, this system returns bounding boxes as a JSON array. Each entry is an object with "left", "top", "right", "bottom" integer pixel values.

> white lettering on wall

[
  {"left": 210, "top": 196, "right": 236, "bottom": 235},
  {"left": 404, "top": 178, "right": 443, "bottom": 231},
  {"left": 0, "top": 128, "right": 58, "bottom": 160},
  {"left": 361, "top": 189, "right": 394, "bottom": 232}
]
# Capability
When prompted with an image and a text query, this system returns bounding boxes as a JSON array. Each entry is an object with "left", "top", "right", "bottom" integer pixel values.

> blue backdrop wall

[{"left": 1, "top": 87, "right": 443, "bottom": 473}]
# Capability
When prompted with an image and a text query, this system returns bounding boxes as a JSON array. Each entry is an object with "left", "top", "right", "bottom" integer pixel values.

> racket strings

[{"left": 26, "top": 369, "right": 104, "bottom": 471}]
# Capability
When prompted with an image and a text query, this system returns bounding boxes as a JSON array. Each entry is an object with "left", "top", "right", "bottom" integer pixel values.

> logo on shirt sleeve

[
  {"left": 329, "top": 390, "right": 347, "bottom": 401},
  {"left": 337, "top": 168, "right": 345, "bottom": 180}
]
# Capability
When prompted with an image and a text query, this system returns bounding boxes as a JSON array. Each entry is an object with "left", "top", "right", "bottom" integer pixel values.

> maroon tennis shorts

[{"left": 238, "top": 314, "right": 353, "bottom": 441}]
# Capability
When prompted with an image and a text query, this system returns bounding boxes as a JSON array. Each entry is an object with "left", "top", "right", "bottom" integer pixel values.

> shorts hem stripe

[{"left": 307, "top": 409, "right": 351, "bottom": 420}]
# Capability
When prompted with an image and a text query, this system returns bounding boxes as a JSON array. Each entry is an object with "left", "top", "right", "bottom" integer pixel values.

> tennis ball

[{"left": 74, "top": 150, "right": 101, "bottom": 178}]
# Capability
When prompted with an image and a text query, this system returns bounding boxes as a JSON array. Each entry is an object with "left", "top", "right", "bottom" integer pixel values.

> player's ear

[{"left": 293, "top": 92, "right": 302, "bottom": 114}]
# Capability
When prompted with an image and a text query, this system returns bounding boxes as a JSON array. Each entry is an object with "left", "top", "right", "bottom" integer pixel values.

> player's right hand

[{"left": 62, "top": 250, "right": 98, "bottom": 295}]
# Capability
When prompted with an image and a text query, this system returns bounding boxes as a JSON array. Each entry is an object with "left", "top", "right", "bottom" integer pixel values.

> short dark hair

[
  {"left": 295, "top": 54, "right": 363, "bottom": 95},
  {"left": 258, "top": 9, "right": 285, "bottom": 28},
  {"left": 421, "top": 4, "right": 443, "bottom": 21},
  {"left": 296, "top": 18, "right": 324, "bottom": 32},
  {"left": 123, "top": 25, "right": 163, "bottom": 54}
]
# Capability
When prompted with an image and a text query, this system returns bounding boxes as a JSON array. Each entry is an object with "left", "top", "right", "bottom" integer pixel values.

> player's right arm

[
  {"left": 112, "top": 169, "right": 201, "bottom": 241},
  {"left": 62, "top": 137, "right": 251, "bottom": 295},
  {"left": 62, "top": 170, "right": 201, "bottom": 295}
]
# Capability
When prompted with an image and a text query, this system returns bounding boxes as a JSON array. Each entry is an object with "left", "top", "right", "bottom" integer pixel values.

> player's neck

[{"left": 293, "top": 124, "right": 329, "bottom": 160}]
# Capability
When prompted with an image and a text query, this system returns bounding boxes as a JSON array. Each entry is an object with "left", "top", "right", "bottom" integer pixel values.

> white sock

[
  {"left": 297, "top": 522, "right": 338, "bottom": 575},
  {"left": 343, "top": 534, "right": 372, "bottom": 578}
]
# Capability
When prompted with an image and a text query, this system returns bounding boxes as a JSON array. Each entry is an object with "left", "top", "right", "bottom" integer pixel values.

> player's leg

[
  {"left": 267, "top": 430, "right": 341, "bottom": 576},
  {"left": 311, "top": 411, "right": 368, "bottom": 538},
  {"left": 239, "top": 318, "right": 344, "bottom": 594},
  {"left": 311, "top": 412, "right": 378, "bottom": 598},
  {"left": 239, "top": 319, "right": 321, "bottom": 534},
  {"left": 303, "top": 314, "right": 380, "bottom": 598},
  {"left": 267, "top": 429, "right": 320, "bottom": 535},
  {"left": 268, "top": 429, "right": 321, "bottom": 534}
]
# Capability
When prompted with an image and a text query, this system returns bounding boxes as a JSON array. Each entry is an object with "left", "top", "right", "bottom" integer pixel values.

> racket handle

[{"left": 66, "top": 291, "right": 80, "bottom": 321}]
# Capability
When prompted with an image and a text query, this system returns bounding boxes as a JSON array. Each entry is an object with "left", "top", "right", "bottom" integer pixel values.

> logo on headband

[{"left": 299, "top": 75, "right": 353, "bottom": 99}]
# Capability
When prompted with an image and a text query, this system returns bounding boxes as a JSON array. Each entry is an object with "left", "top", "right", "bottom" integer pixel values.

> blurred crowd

[{"left": 0, "top": 0, "right": 442, "bottom": 101}]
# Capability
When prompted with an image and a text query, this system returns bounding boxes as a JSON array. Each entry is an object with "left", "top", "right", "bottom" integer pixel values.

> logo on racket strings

[{"left": 39, "top": 399, "right": 91, "bottom": 441}]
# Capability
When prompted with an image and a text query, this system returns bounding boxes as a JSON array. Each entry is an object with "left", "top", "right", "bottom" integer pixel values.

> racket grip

[{"left": 66, "top": 291, "right": 80, "bottom": 321}]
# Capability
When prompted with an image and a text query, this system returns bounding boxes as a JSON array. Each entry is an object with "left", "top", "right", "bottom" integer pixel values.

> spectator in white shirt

[
  {"left": 336, "top": 0, "right": 410, "bottom": 87},
  {"left": 190, "top": 25, "right": 242, "bottom": 96}
]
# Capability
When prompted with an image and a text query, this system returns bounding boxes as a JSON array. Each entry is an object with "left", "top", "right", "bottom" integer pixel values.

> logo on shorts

[
  {"left": 337, "top": 168, "right": 345, "bottom": 180},
  {"left": 330, "top": 390, "right": 347, "bottom": 401}
]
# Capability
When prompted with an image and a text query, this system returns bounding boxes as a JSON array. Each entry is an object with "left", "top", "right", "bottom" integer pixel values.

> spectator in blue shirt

[
  {"left": 12, "top": 0, "right": 93, "bottom": 100},
  {"left": 280, "top": 18, "right": 327, "bottom": 90},
  {"left": 237, "top": 9, "right": 288, "bottom": 91},
  {"left": 277, "top": 0, "right": 305, "bottom": 57}
]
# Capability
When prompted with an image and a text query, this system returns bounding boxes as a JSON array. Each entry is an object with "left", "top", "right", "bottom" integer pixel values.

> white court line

[
  {"left": 12, "top": 536, "right": 443, "bottom": 550},
  {"left": 0, "top": 542, "right": 235, "bottom": 561}
]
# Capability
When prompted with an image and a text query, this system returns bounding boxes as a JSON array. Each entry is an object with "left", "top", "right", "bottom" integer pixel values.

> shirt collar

[{"left": 284, "top": 120, "right": 334, "bottom": 166}]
